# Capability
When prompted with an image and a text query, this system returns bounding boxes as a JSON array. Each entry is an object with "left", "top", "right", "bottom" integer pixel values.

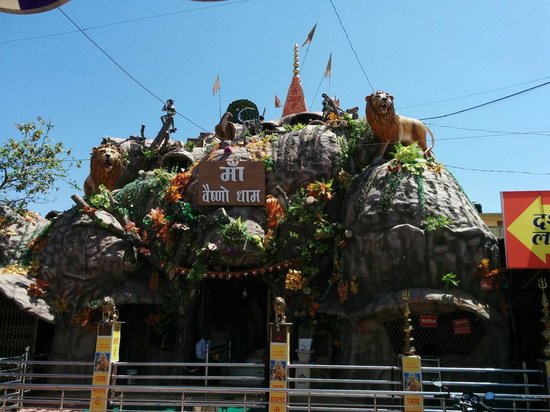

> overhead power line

[
  {"left": 58, "top": 8, "right": 208, "bottom": 132},
  {"left": 328, "top": 0, "right": 375, "bottom": 92},
  {"left": 434, "top": 124, "right": 550, "bottom": 138},
  {"left": 420, "top": 80, "right": 550, "bottom": 121},
  {"left": 0, "top": 0, "right": 252, "bottom": 45},
  {"left": 399, "top": 76, "right": 550, "bottom": 110},
  {"left": 445, "top": 164, "right": 550, "bottom": 176}
]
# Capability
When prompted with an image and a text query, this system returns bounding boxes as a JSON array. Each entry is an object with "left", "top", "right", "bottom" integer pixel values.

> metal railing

[
  {"left": 1, "top": 357, "right": 550, "bottom": 411},
  {"left": 0, "top": 347, "right": 30, "bottom": 411}
]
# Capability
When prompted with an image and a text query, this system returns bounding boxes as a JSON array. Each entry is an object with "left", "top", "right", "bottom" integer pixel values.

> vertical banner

[
  {"left": 269, "top": 323, "right": 290, "bottom": 412},
  {"left": 90, "top": 322, "right": 122, "bottom": 412},
  {"left": 402, "top": 355, "right": 423, "bottom": 412}
]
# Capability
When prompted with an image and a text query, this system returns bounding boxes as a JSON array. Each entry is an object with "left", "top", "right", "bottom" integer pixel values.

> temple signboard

[{"left": 198, "top": 159, "right": 265, "bottom": 206}]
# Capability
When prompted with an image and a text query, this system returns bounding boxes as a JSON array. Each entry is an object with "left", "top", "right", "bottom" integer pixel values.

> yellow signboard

[
  {"left": 90, "top": 322, "right": 122, "bottom": 412},
  {"left": 269, "top": 325, "right": 290, "bottom": 412},
  {"left": 402, "top": 355, "right": 423, "bottom": 412}
]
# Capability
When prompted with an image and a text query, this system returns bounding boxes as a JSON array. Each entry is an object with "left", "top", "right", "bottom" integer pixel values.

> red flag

[
  {"left": 212, "top": 75, "right": 220, "bottom": 95},
  {"left": 274, "top": 95, "right": 281, "bottom": 108},
  {"left": 301, "top": 23, "right": 317, "bottom": 47},
  {"left": 324, "top": 53, "right": 332, "bottom": 78}
]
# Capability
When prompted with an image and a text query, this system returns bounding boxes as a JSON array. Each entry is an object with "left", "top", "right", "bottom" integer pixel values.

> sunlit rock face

[
  {"left": 0, "top": 205, "right": 49, "bottom": 264},
  {"left": 267, "top": 126, "right": 342, "bottom": 194},
  {"left": 343, "top": 163, "right": 499, "bottom": 307},
  {"left": 330, "top": 162, "right": 507, "bottom": 368}
]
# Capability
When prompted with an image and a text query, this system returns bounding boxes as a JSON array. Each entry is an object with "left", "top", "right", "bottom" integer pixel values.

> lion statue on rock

[
  {"left": 366, "top": 90, "right": 435, "bottom": 159},
  {"left": 84, "top": 144, "right": 124, "bottom": 196}
]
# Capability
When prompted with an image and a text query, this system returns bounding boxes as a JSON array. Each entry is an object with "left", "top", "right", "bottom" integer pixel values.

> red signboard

[
  {"left": 419, "top": 314, "right": 438, "bottom": 328},
  {"left": 502, "top": 191, "right": 550, "bottom": 269},
  {"left": 453, "top": 319, "right": 471, "bottom": 335}
]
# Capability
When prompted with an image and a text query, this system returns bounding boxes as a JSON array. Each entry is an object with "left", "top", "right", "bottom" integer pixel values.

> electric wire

[
  {"left": 445, "top": 164, "right": 550, "bottom": 176},
  {"left": 398, "top": 76, "right": 550, "bottom": 110},
  {"left": 420, "top": 80, "right": 550, "bottom": 121},
  {"left": 58, "top": 8, "right": 208, "bottom": 132},
  {"left": 433, "top": 124, "right": 550, "bottom": 138},
  {"left": 0, "top": 0, "right": 252, "bottom": 45},
  {"left": 328, "top": 0, "right": 375, "bottom": 92}
]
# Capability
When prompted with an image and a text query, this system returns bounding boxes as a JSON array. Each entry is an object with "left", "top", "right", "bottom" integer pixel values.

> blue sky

[{"left": 1, "top": 0, "right": 549, "bottom": 216}]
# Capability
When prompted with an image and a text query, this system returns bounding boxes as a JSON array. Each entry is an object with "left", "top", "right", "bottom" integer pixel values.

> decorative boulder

[{"left": 330, "top": 161, "right": 507, "bottom": 367}]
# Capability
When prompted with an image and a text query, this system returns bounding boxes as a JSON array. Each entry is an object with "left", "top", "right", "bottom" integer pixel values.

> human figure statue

[
  {"left": 161, "top": 99, "right": 177, "bottom": 133},
  {"left": 321, "top": 93, "right": 343, "bottom": 120}
]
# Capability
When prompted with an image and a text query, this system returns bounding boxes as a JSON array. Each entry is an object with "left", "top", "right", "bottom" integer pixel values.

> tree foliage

[{"left": 0, "top": 117, "right": 81, "bottom": 213}]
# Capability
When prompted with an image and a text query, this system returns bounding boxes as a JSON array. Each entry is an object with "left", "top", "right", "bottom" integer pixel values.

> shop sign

[{"left": 502, "top": 191, "right": 550, "bottom": 268}]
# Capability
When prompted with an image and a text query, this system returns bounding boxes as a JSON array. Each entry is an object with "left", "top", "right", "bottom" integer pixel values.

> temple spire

[{"left": 282, "top": 43, "right": 307, "bottom": 117}]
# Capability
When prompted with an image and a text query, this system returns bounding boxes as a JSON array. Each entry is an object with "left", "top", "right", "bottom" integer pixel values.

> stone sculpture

[{"left": 365, "top": 90, "right": 435, "bottom": 158}]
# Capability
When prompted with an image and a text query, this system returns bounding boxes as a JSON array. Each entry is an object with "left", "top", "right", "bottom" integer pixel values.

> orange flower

[
  {"left": 307, "top": 179, "right": 334, "bottom": 201},
  {"left": 27, "top": 279, "right": 49, "bottom": 299},
  {"left": 478, "top": 258, "right": 490, "bottom": 270},
  {"left": 147, "top": 208, "right": 166, "bottom": 226},
  {"left": 149, "top": 272, "right": 159, "bottom": 290},
  {"left": 285, "top": 269, "right": 303, "bottom": 291},
  {"left": 124, "top": 221, "right": 140, "bottom": 235},
  {"left": 165, "top": 169, "right": 193, "bottom": 203},
  {"left": 266, "top": 195, "right": 285, "bottom": 229},
  {"left": 337, "top": 280, "right": 349, "bottom": 303}
]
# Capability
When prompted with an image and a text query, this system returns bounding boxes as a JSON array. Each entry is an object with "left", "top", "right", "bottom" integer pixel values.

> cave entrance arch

[
  {"left": 198, "top": 277, "right": 269, "bottom": 362},
  {"left": 383, "top": 310, "right": 485, "bottom": 356}
]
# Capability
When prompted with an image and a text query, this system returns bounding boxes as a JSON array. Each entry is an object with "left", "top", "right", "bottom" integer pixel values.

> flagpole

[
  {"left": 301, "top": 43, "right": 311, "bottom": 73},
  {"left": 301, "top": 23, "right": 317, "bottom": 75},
  {"left": 311, "top": 72, "right": 326, "bottom": 109},
  {"left": 218, "top": 88, "right": 222, "bottom": 119},
  {"left": 213, "top": 75, "right": 221, "bottom": 119}
]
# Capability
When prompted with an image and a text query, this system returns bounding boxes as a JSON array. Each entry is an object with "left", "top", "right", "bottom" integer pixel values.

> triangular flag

[
  {"left": 324, "top": 53, "right": 332, "bottom": 78},
  {"left": 301, "top": 23, "right": 317, "bottom": 47},
  {"left": 212, "top": 75, "right": 220, "bottom": 96},
  {"left": 275, "top": 95, "right": 281, "bottom": 108}
]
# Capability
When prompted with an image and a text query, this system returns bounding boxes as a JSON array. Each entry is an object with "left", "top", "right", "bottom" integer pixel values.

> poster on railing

[
  {"left": 89, "top": 322, "right": 121, "bottom": 412},
  {"left": 269, "top": 323, "right": 290, "bottom": 412},
  {"left": 402, "top": 355, "right": 423, "bottom": 412}
]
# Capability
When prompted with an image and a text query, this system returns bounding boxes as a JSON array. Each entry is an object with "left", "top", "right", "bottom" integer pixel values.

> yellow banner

[
  {"left": 90, "top": 322, "right": 122, "bottom": 412},
  {"left": 111, "top": 322, "right": 121, "bottom": 362},
  {"left": 269, "top": 325, "right": 290, "bottom": 412},
  {"left": 402, "top": 356, "right": 423, "bottom": 412}
]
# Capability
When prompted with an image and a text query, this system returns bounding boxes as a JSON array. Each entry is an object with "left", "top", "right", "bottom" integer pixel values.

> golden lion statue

[
  {"left": 83, "top": 144, "right": 124, "bottom": 196},
  {"left": 273, "top": 296, "right": 287, "bottom": 326},
  {"left": 365, "top": 90, "right": 434, "bottom": 159}
]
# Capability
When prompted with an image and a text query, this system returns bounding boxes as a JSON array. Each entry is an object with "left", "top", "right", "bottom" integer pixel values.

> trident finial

[
  {"left": 538, "top": 277, "right": 550, "bottom": 357},
  {"left": 401, "top": 289, "right": 415, "bottom": 356}
]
